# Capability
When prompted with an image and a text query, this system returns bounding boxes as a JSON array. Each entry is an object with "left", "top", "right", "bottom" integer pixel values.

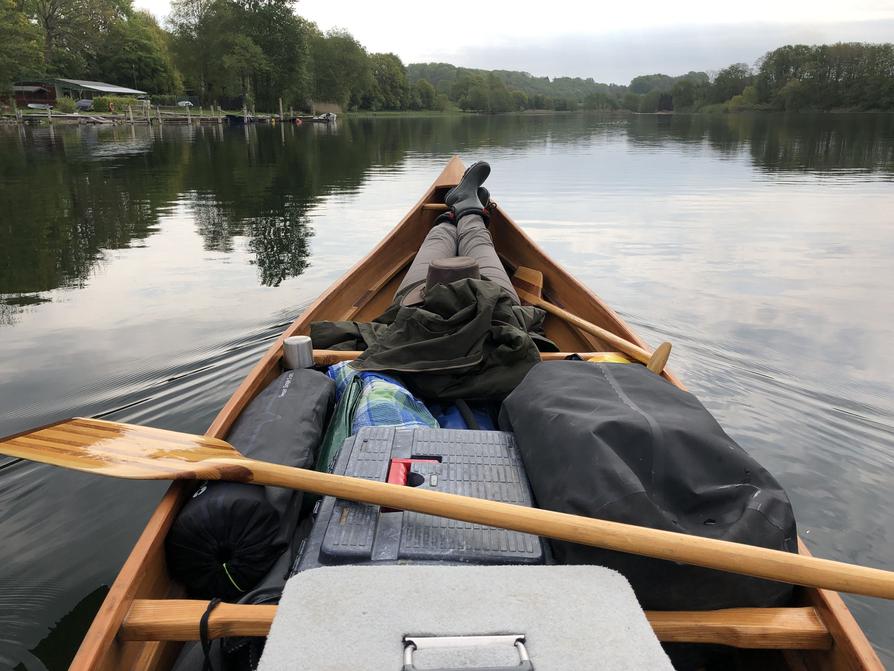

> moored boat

[
  {"left": 64, "top": 156, "right": 881, "bottom": 670},
  {"left": 225, "top": 113, "right": 254, "bottom": 125},
  {"left": 310, "top": 112, "right": 336, "bottom": 123}
]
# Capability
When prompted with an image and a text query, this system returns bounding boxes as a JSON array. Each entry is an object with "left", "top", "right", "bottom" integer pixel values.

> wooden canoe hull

[{"left": 69, "top": 156, "right": 881, "bottom": 670}]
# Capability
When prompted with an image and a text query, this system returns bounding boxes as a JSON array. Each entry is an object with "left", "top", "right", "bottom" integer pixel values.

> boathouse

[{"left": 12, "top": 79, "right": 146, "bottom": 107}]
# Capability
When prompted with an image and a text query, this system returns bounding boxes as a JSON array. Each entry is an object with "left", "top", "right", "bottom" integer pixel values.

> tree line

[{"left": 1, "top": 0, "right": 892, "bottom": 113}]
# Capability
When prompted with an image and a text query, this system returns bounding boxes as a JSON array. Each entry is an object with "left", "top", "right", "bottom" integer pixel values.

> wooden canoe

[{"left": 69, "top": 156, "right": 882, "bottom": 670}]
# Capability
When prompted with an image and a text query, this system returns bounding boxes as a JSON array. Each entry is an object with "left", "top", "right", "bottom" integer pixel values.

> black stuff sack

[
  {"left": 499, "top": 360, "right": 798, "bottom": 611},
  {"left": 166, "top": 369, "right": 335, "bottom": 599},
  {"left": 166, "top": 482, "right": 285, "bottom": 601}
]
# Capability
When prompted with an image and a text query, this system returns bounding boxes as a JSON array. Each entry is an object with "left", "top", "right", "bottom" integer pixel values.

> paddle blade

[
  {"left": 0, "top": 418, "right": 248, "bottom": 481},
  {"left": 512, "top": 266, "right": 544, "bottom": 301},
  {"left": 647, "top": 342, "right": 672, "bottom": 374}
]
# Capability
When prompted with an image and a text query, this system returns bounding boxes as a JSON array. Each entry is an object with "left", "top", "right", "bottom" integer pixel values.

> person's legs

[
  {"left": 457, "top": 214, "right": 520, "bottom": 303},
  {"left": 394, "top": 222, "right": 457, "bottom": 297}
]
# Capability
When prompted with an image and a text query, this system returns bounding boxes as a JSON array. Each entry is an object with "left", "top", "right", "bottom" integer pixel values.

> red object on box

[{"left": 386, "top": 458, "right": 438, "bottom": 486}]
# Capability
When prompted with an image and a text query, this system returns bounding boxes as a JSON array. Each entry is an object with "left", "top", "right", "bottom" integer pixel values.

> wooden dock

[
  {"left": 1, "top": 105, "right": 233, "bottom": 126},
  {"left": 0, "top": 102, "right": 334, "bottom": 127}
]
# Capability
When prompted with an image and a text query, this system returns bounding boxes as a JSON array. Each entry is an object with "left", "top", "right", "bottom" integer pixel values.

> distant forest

[{"left": 1, "top": 0, "right": 893, "bottom": 113}]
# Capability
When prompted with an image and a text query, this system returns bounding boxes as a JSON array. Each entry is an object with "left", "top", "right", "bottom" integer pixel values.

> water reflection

[
  {"left": 625, "top": 113, "right": 894, "bottom": 173},
  {"left": 2, "top": 113, "right": 891, "bottom": 317}
]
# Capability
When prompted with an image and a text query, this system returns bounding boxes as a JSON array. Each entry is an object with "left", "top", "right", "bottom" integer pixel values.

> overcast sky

[{"left": 135, "top": 0, "right": 894, "bottom": 83}]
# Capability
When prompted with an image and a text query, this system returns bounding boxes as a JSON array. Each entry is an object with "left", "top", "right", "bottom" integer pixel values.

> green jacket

[{"left": 310, "top": 278, "right": 557, "bottom": 400}]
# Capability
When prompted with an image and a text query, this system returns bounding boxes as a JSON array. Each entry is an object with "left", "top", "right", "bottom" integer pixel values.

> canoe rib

[{"left": 69, "top": 156, "right": 882, "bottom": 671}]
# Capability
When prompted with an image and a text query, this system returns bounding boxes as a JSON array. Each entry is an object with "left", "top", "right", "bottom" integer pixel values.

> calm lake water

[{"left": 0, "top": 113, "right": 892, "bottom": 669}]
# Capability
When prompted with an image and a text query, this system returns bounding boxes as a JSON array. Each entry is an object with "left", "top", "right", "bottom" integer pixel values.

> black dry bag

[{"left": 499, "top": 361, "right": 798, "bottom": 611}]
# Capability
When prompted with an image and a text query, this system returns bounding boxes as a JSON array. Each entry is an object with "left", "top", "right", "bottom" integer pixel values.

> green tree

[
  {"left": 168, "top": 0, "right": 312, "bottom": 109},
  {"left": 778, "top": 79, "right": 808, "bottom": 110},
  {"left": 168, "top": 0, "right": 220, "bottom": 101},
  {"left": 241, "top": 1, "right": 313, "bottom": 110},
  {"left": 413, "top": 78, "right": 436, "bottom": 109},
  {"left": 530, "top": 93, "right": 551, "bottom": 109},
  {"left": 464, "top": 82, "right": 490, "bottom": 111},
  {"left": 92, "top": 11, "right": 182, "bottom": 93},
  {"left": 0, "top": 0, "right": 43, "bottom": 89},
  {"left": 369, "top": 52, "right": 408, "bottom": 110},
  {"left": 622, "top": 92, "right": 640, "bottom": 111},
  {"left": 709, "top": 62, "right": 752, "bottom": 103},
  {"left": 727, "top": 84, "right": 759, "bottom": 110},
  {"left": 311, "top": 29, "right": 369, "bottom": 110},
  {"left": 222, "top": 34, "right": 268, "bottom": 104},
  {"left": 638, "top": 89, "right": 660, "bottom": 112},
  {"left": 629, "top": 73, "right": 674, "bottom": 94},
  {"left": 450, "top": 71, "right": 481, "bottom": 104},
  {"left": 25, "top": 0, "right": 129, "bottom": 75},
  {"left": 755, "top": 42, "right": 894, "bottom": 110},
  {"left": 670, "top": 79, "right": 696, "bottom": 109},
  {"left": 583, "top": 91, "right": 618, "bottom": 110},
  {"left": 487, "top": 72, "right": 513, "bottom": 112}
]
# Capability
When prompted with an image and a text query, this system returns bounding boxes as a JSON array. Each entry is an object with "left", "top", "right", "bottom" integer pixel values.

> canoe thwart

[
  {"left": 120, "top": 600, "right": 832, "bottom": 650},
  {"left": 312, "top": 349, "right": 618, "bottom": 366}
]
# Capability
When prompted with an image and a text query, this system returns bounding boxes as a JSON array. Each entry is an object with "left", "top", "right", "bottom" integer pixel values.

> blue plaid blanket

[{"left": 327, "top": 361, "right": 438, "bottom": 433}]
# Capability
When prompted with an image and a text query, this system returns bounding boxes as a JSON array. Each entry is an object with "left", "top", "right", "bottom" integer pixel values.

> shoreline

[{"left": 4, "top": 108, "right": 891, "bottom": 127}]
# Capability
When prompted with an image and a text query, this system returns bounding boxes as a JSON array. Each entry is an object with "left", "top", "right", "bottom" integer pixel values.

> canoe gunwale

[{"left": 68, "top": 156, "right": 881, "bottom": 671}]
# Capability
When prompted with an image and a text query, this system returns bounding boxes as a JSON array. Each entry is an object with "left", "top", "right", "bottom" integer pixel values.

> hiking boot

[{"left": 444, "top": 161, "right": 490, "bottom": 222}]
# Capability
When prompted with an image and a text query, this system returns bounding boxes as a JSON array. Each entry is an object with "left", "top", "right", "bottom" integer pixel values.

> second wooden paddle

[
  {"left": 512, "top": 266, "right": 672, "bottom": 373},
  {"left": 3, "top": 417, "right": 894, "bottom": 600}
]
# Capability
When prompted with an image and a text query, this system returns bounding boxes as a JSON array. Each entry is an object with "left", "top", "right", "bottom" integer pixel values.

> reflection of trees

[
  {"left": 193, "top": 195, "right": 313, "bottom": 287},
  {"left": 625, "top": 113, "right": 894, "bottom": 175},
  {"left": 3, "top": 112, "right": 892, "bottom": 319},
  {"left": 193, "top": 195, "right": 237, "bottom": 254},
  {"left": 743, "top": 114, "right": 894, "bottom": 174},
  {"left": 0, "top": 127, "right": 173, "bottom": 296},
  {"left": 247, "top": 205, "right": 312, "bottom": 287}
]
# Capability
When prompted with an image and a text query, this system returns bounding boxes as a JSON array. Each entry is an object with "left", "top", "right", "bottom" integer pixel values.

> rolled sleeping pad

[{"left": 165, "top": 368, "right": 335, "bottom": 599}]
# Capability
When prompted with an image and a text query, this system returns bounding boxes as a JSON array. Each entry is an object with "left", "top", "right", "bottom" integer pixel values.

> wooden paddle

[
  {"left": 3, "top": 417, "right": 894, "bottom": 600},
  {"left": 512, "top": 267, "right": 672, "bottom": 373}
]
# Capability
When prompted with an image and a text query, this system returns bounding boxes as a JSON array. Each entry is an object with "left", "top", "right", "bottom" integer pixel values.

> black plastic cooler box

[{"left": 294, "top": 426, "right": 544, "bottom": 571}]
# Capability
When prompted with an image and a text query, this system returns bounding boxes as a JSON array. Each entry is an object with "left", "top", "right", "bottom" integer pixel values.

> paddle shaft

[
  {"left": 236, "top": 458, "right": 894, "bottom": 600},
  {"left": 517, "top": 288, "right": 657, "bottom": 366},
  {"left": 4, "top": 417, "right": 893, "bottom": 599}
]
